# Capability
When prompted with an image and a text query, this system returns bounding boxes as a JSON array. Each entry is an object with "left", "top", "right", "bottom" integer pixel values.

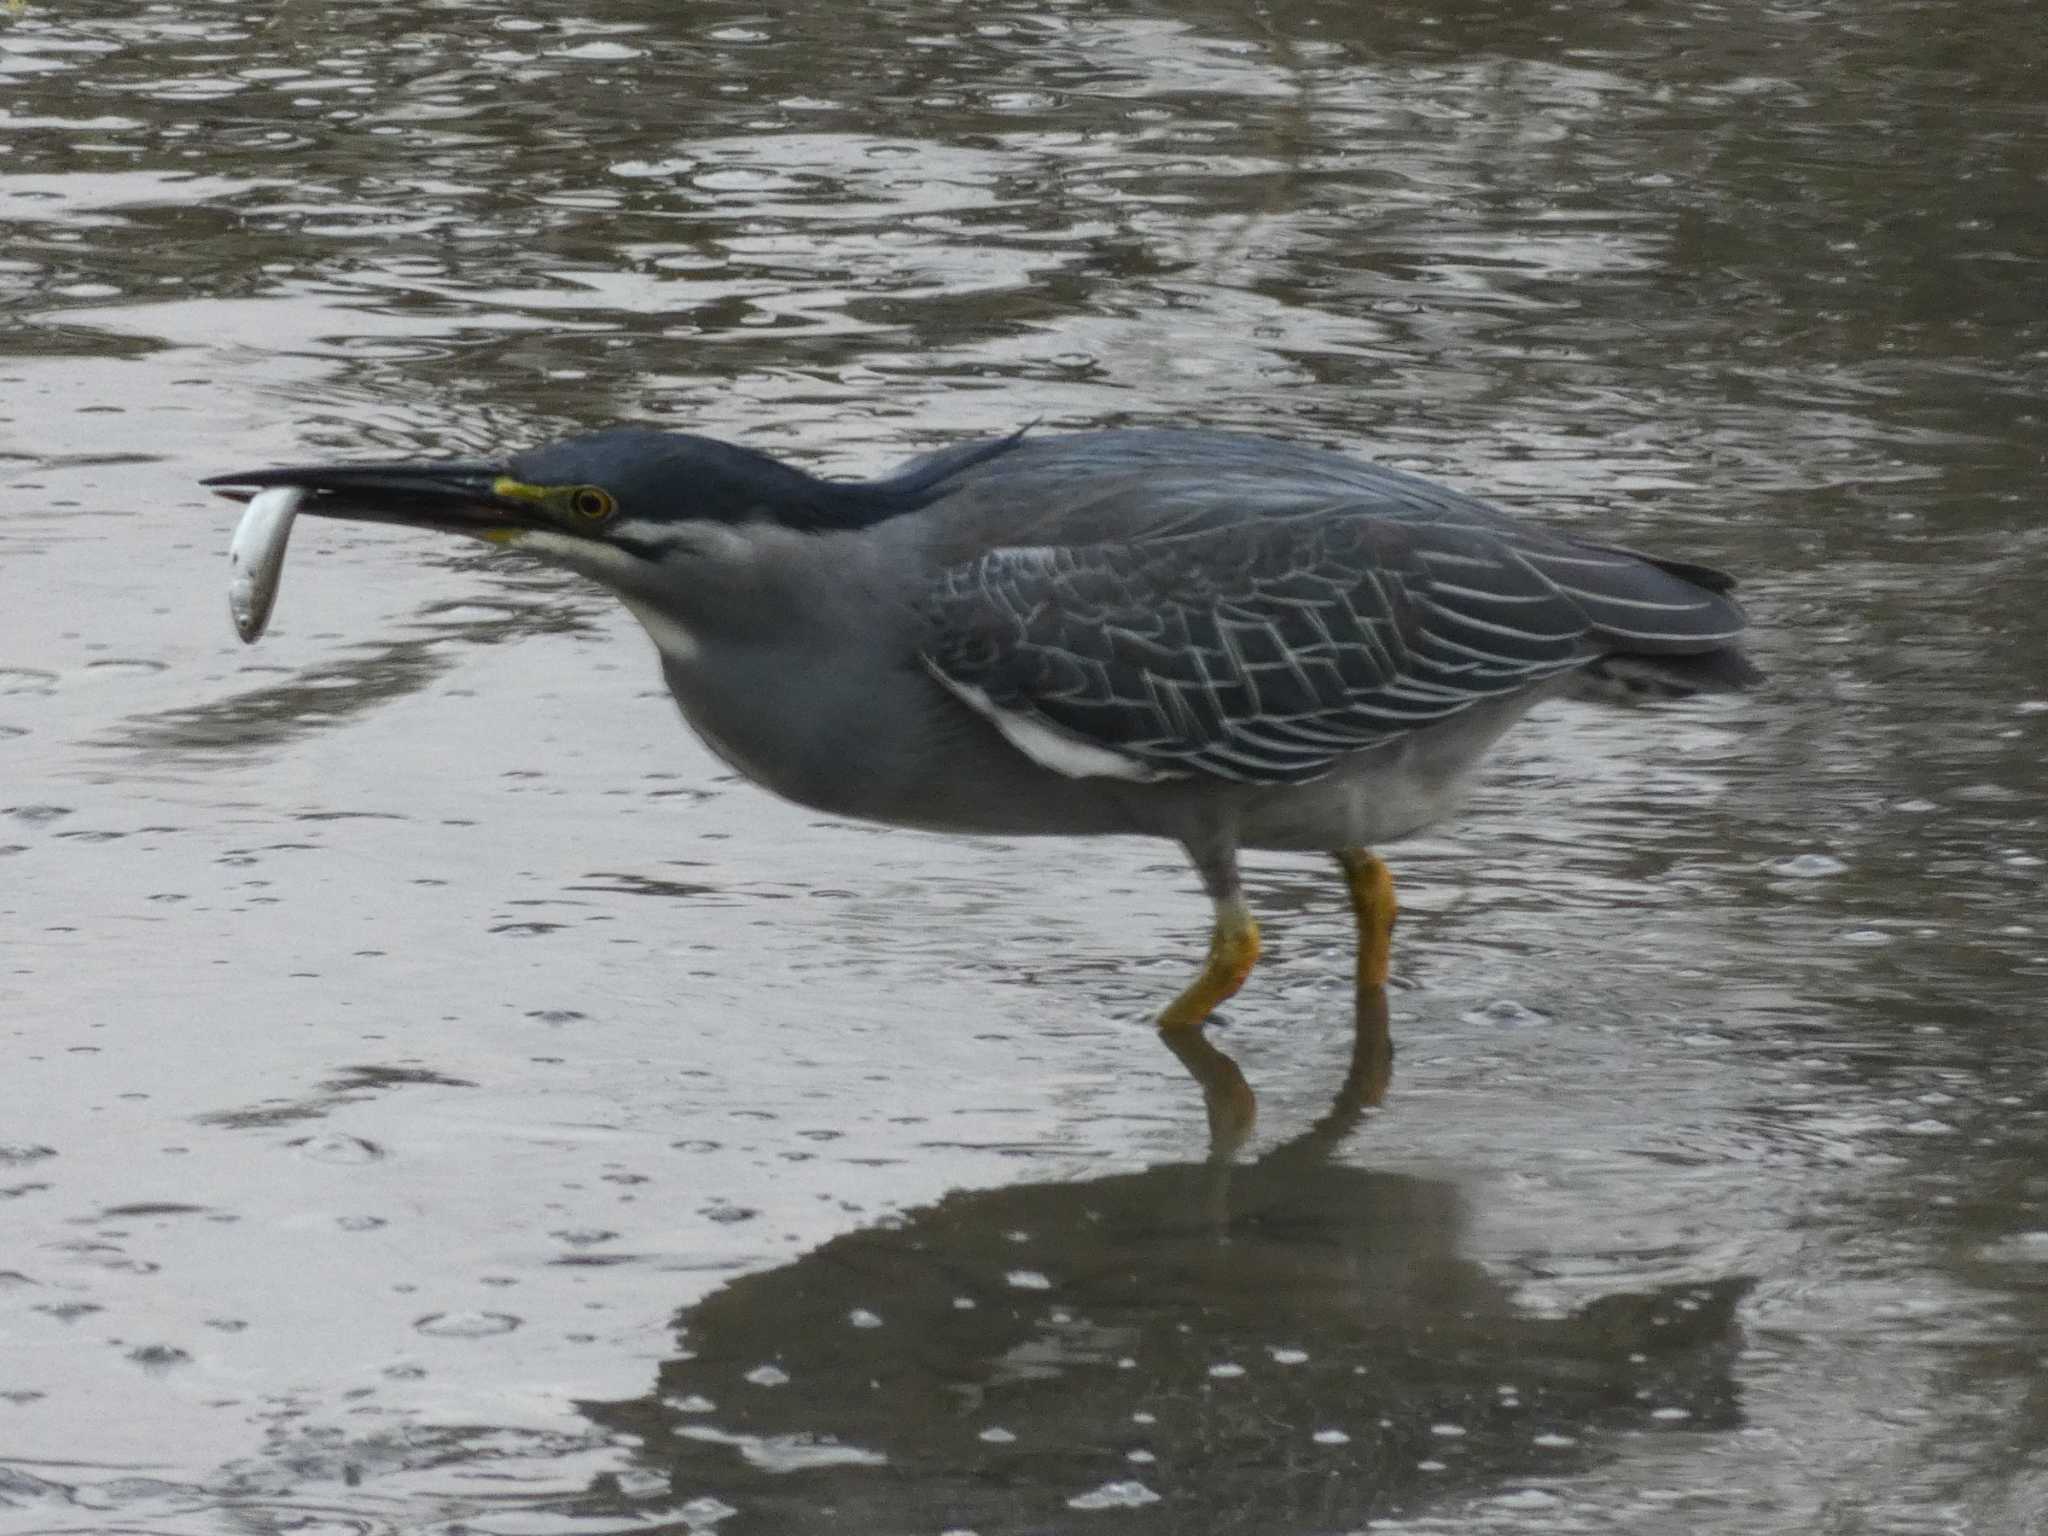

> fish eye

[{"left": 571, "top": 486, "right": 616, "bottom": 521}]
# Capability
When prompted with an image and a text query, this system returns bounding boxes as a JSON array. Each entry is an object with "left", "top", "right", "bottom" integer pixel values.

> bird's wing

[{"left": 918, "top": 508, "right": 1742, "bottom": 785}]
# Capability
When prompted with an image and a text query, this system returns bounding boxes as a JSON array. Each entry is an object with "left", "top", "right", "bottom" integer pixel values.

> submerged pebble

[
  {"left": 1067, "top": 1480, "right": 1160, "bottom": 1510},
  {"left": 1462, "top": 999, "right": 1552, "bottom": 1029},
  {"left": 414, "top": 1311, "right": 521, "bottom": 1338},
  {"left": 1769, "top": 853, "right": 1848, "bottom": 878}
]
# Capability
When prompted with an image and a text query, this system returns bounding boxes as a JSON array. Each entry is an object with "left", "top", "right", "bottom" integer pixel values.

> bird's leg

[
  {"left": 1157, "top": 891, "right": 1260, "bottom": 1032},
  {"left": 1158, "top": 847, "right": 1260, "bottom": 1033},
  {"left": 1335, "top": 847, "right": 1398, "bottom": 992}
]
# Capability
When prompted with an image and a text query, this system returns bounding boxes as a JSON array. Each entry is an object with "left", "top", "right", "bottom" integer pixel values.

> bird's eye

[{"left": 570, "top": 486, "right": 616, "bottom": 521}]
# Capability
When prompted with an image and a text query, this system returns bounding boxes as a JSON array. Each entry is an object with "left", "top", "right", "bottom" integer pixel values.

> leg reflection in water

[{"left": 1158, "top": 976, "right": 1394, "bottom": 1163}]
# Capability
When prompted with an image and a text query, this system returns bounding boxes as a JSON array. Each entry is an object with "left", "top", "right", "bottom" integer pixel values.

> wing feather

[{"left": 919, "top": 502, "right": 1747, "bottom": 786}]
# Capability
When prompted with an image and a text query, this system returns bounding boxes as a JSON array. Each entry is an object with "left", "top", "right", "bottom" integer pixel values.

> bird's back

[
  {"left": 903, "top": 428, "right": 1484, "bottom": 551},
  {"left": 900, "top": 428, "right": 1723, "bottom": 578},
  {"left": 890, "top": 427, "right": 1761, "bottom": 713}
]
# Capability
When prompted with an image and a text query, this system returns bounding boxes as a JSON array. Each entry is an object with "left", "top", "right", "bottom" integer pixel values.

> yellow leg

[
  {"left": 1157, "top": 892, "right": 1261, "bottom": 1033},
  {"left": 1336, "top": 848, "right": 1397, "bottom": 991}
]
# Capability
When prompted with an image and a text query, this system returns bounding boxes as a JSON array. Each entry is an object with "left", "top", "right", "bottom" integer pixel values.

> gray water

[{"left": 4, "top": 1, "right": 2046, "bottom": 1532}]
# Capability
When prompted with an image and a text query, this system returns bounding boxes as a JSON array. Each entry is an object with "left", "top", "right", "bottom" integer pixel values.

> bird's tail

[
  {"left": 1553, "top": 539, "right": 1763, "bottom": 701},
  {"left": 1572, "top": 646, "right": 1764, "bottom": 701}
]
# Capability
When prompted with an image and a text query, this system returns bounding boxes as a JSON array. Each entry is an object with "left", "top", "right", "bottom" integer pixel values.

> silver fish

[{"left": 227, "top": 484, "right": 303, "bottom": 644}]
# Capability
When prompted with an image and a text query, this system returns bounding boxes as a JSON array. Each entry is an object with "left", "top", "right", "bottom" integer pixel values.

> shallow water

[{"left": 4, "top": 1, "right": 2046, "bottom": 1532}]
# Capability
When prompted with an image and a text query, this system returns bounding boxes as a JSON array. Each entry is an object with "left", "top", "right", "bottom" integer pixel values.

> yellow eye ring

[{"left": 570, "top": 486, "right": 616, "bottom": 521}]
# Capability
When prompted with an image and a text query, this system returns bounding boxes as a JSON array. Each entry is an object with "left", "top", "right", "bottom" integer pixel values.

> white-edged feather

[
  {"left": 620, "top": 596, "right": 703, "bottom": 665},
  {"left": 925, "top": 663, "right": 1171, "bottom": 782}
]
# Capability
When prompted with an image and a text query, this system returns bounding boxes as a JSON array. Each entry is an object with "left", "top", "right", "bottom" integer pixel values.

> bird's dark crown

[{"left": 508, "top": 427, "right": 1024, "bottom": 534}]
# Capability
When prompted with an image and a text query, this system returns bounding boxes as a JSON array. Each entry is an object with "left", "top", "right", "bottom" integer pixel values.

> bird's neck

[
  {"left": 618, "top": 528, "right": 901, "bottom": 812},
  {"left": 611, "top": 523, "right": 888, "bottom": 666}
]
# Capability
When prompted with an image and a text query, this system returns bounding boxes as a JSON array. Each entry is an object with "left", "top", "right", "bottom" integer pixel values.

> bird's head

[{"left": 205, "top": 427, "right": 890, "bottom": 596}]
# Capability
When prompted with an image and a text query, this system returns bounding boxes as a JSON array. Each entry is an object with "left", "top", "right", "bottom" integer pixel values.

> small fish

[{"left": 227, "top": 485, "right": 303, "bottom": 644}]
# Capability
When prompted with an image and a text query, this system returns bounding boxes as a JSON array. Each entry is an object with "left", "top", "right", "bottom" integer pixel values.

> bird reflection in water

[{"left": 582, "top": 995, "right": 1748, "bottom": 1534}]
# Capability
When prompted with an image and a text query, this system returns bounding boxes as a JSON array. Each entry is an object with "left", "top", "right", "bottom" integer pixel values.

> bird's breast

[{"left": 654, "top": 647, "right": 813, "bottom": 800}]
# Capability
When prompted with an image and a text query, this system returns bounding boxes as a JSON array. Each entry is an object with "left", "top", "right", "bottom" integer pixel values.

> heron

[{"left": 206, "top": 425, "right": 1759, "bottom": 1033}]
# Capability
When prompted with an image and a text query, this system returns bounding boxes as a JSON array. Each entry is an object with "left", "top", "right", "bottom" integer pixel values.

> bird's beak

[{"left": 201, "top": 460, "right": 548, "bottom": 541}]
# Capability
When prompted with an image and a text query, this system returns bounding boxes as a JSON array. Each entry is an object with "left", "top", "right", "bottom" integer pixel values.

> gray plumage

[
  {"left": 905, "top": 429, "right": 1752, "bottom": 788},
  {"left": 207, "top": 423, "right": 1762, "bottom": 1029},
  {"left": 920, "top": 510, "right": 1732, "bottom": 786}
]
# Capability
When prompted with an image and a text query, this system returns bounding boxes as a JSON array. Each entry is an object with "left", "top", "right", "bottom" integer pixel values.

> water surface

[{"left": 3, "top": 1, "right": 2046, "bottom": 1531}]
